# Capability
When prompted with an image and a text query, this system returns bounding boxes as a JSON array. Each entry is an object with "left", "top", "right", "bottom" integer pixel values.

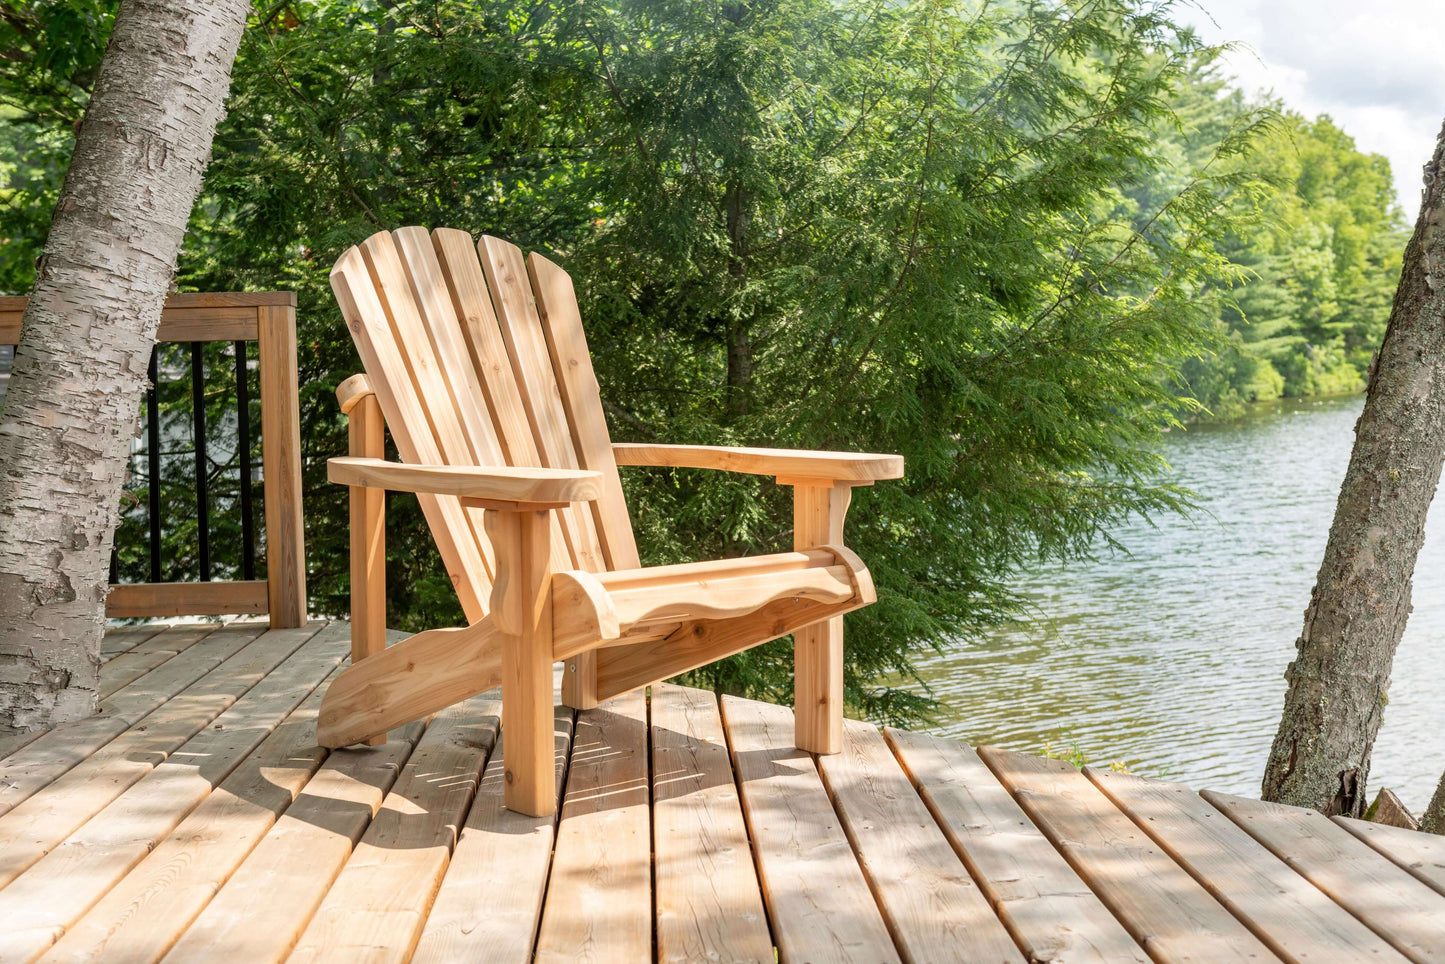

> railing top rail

[{"left": 0, "top": 291, "right": 296, "bottom": 345}]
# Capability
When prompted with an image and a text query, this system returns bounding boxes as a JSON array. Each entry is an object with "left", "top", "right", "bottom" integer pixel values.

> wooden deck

[{"left": 4, "top": 619, "right": 1445, "bottom": 962}]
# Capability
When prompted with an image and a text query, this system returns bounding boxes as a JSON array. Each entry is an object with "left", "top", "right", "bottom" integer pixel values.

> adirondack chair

[{"left": 318, "top": 227, "right": 903, "bottom": 815}]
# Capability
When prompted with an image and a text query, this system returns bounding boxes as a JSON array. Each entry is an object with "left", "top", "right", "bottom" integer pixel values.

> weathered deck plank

[
  {"left": 0, "top": 624, "right": 346, "bottom": 962},
  {"left": 412, "top": 707, "right": 575, "bottom": 963},
  {"left": 0, "top": 623, "right": 318, "bottom": 891},
  {"left": 1336, "top": 815, "right": 1445, "bottom": 897},
  {"left": 38, "top": 669, "right": 337, "bottom": 963},
  {"left": 96, "top": 622, "right": 216, "bottom": 699},
  {"left": 1087, "top": 767, "right": 1404, "bottom": 963},
  {"left": 651, "top": 684, "right": 773, "bottom": 964},
  {"left": 1205, "top": 790, "right": 1445, "bottom": 963},
  {"left": 980, "top": 747, "right": 1271, "bottom": 963},
  {"left": 724, "top": 694, "right": 900, "bottom": 964},
  {"left": 163, "top": 723, "right": 426, "bottom": 963},
  {"left": 289, "top": 693, "right": 501, "bottom": 963},
  {"left": 535, "top": 689, "right": 652, "bottom": 963},
  {"left": 0, "top": 623, "right": 243, "bottom": 815},
  {"left": 820, "top": 717, "right": 1023, "bottom": 963},
  {"left": 98, "top": 624, "right": 166, "bottom": 661},
  {"left": 886, "top": 727, "right": 1145, "bottom": 963}
]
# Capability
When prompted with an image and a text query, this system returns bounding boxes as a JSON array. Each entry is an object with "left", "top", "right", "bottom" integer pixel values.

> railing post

[{"left": 258, "top": 300, "right": 307, "bottom": 627}]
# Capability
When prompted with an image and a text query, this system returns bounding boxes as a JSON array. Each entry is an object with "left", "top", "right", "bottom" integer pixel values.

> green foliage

[
  {"left": 1166, "top": 89, "right": 1408, "bottom": 413},
  {"left": 1, "top": 0, "right": 1381, "bottom": 724}
]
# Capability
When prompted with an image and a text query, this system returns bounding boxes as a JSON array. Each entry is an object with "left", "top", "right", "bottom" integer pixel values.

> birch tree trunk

[
  {"left": 1261, "top": 120, "right": 1445, "bottom": 816},
  {"left": 0, "top": 0, "right": 250, "bottom": 732}
]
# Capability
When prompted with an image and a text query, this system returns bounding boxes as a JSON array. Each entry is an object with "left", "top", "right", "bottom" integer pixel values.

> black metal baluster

[
  {"left": 235, "top": 340, "right": 255, "bottom": 580},
  {"left": 147, "top": 349, "right": 162, "bottom": 583},
  {"left": 109, "top": 547, "right": 119, "bottom": 585},
  {"left": 191, "top": 342, "right": 210, "bottom": 581}
]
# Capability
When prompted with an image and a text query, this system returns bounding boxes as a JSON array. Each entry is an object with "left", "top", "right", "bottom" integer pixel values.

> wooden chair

[{"left": 319, "top": 227, "right": 903, "bottom": 815}]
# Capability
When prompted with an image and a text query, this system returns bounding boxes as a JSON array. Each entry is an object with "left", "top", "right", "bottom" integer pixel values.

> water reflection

[{"left": 912, "top": 395, "right": 1445, "bottom": 810}]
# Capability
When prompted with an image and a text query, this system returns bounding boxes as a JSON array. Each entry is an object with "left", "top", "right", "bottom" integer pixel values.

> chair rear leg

[{"left": 488, "top": 508, "right": 558, "bottom": 817}]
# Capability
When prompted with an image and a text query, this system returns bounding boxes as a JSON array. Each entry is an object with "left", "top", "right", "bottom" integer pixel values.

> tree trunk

[
  {"left": 0, "top": 0, "right": 249, "bottom": 732},
  {"left": 1261, "top": 120, "right": 1445, "bottom": 816},
  {"left": 1423, "top": 773, "right": 1445, "bottom": 834},
  {"left": 725, "top": 180, "right": 752, "bottom": 419}
]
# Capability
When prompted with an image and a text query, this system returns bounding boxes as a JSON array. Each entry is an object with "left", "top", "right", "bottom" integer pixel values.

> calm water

[{"left": 913, "top": 394, "right": 1445, "bottom": 811}]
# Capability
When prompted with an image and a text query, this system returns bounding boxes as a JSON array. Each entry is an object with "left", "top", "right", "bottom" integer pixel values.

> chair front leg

[
  {"left": 486, "top": 507, "right": 557, "bottom": 817},
  {"left": 347, "top": 389, "right": 387, "bottom": 746},
  {"left": 788, "top": 480, "right": 860, "bottom": 754}
]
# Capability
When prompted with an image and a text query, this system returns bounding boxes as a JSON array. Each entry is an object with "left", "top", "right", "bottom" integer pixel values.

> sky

[{"left": 1172, "top": 0, "right": 1444, "bottom": 219}]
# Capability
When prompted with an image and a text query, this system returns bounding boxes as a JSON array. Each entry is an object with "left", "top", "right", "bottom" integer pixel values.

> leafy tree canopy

[{"left": 0, "top": 0, "right": 1398, "bottom": 723}]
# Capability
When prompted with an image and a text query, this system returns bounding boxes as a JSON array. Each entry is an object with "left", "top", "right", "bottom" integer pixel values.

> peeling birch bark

[
  {"left": 0, "top": 0, "right": 249, "bottom": 732},
  {"left": 1261, "top": 120, "right": 1445, "bottom": 816}
]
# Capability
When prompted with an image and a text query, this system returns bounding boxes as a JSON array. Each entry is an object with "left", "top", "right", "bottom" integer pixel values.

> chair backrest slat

[
  {"left": 332, "top": 227, "right": 638, "bottom": 619},
  {"left": 478, "top": 235, "right": 608, "bottom": 574},
  {"left": 393, "top": 227, "right": 507, "bottom": 468},
  {"left": 432, "top": 229, "right": 575, "bottom": 569},
  {"left": 359, "top": 232, "right": 498, "bottom": 591},
  {"left": 330, "top": 245, "right": 491, "bottom": 620},
  {"left": 527, "top": 252, "right": 641, "bottom": 570}
]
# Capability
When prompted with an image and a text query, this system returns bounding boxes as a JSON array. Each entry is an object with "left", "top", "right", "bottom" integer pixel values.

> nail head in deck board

[
  {"left": 1204, "top": 790, "right": 1445, "bottom": 963},
  {"left": 534, "top": 689, "right": 653, "bottom": 963},
  {"left": 0, "top": 624, "right": 260, "bottom": 819},
  {"left": 289, "top": 693, "right": 502, "bottom": 963},
  {"left": 818, "top": 718, "right": 1024, "bottom": 964},
  {"left": 722, "top": 695, "right": 901, "bottom": 964},
  {"left": 163, "top": 722, "right": 426, "bottom": 963},
  {"left": 979, "top": 746, "right": 1273, "bottom": 963},
  {"left": 38, "top": 669, "right": 340, "bottom": 964},
  {"left": 651, "top": 684, "right": 773, "bottom": 964},
  {"left": 1336, "top": 816, "right": 1445, "bottom": 898},
  {"left": 413, "top": 707, "right": 576, "bottom": 963},
  {"left": 1085, "top": 767, "right": 1404, "bottom": 963},
  {"left": 883, "top": 727, "right": 1146, "bottom": 964}
]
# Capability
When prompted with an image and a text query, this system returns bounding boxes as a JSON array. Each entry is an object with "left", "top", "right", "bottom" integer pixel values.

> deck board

[
  {"left": 980, "top": 747, "right": 1271, "bottom": 963},
  {"left": 886, "top": 727, "right": 1146, "bottom": 963},
  {"left": 651, "top": 684, "right": 772, "bottom": 964},
  {"left": 0, "top": 624, "right": 345, "bottom": 963},
  {"left": 0, "top": 624, "right": 317, "bottom": 893},
  {"left": 1087, "top": 767, "right": 1404, "bottom": 963},
  {"left": 0, "top": 624, "right": 247, "bottom": 816},
  {"left": 1336, "top": 815, "right": 1445, "bottom": 897},
  {"left": 724, "top": 694, "right": 900, "bottom": 964},
  {"left": 165, "top": 723, "right": 427, "bottom": 962},
  {"left": 40, "top": 669, "right": 338, "bottom": 963},
  {"left": 534, "top": 689, "right": 652, "bottom": 963},
  {"left": 1, "top": 617, "right": 1441, "bottom": 964},
  {"left": 1205, "top": 790, "right": 1445, "bottom": 963},
  {"left": 819, "top": 718, "right": 1023, "bottom": 963},
  {"left": 412, "top": 707, "right": 575, "bottom": 963},
  {"left": 289, "top": 692, "right": 501, "bottom": 963}
]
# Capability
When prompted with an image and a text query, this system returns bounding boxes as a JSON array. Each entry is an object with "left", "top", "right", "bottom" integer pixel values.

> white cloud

[{"left": 1174, "top": 0, "right": 1443, "bottom": 217}]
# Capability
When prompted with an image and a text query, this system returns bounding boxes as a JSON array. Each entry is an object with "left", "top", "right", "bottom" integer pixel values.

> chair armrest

[
  {"left": 335, "top": 373, "right": 376, "bottom": 414},
  {"left": 328, "top": 457, "right": 604, "bottom": 506},
  {"left": 611, "top": 443, "right": 903, "bottom": 484}
]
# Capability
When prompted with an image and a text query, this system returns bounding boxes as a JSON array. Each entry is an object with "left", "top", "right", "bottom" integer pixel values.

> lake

[{"left": 911, "top": 394, "right": 1445, "bottom": 812}]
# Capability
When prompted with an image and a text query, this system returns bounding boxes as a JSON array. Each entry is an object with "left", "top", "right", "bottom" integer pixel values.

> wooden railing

[{"left": 0, "top": 292, "right": 307, "bottom": 627}]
